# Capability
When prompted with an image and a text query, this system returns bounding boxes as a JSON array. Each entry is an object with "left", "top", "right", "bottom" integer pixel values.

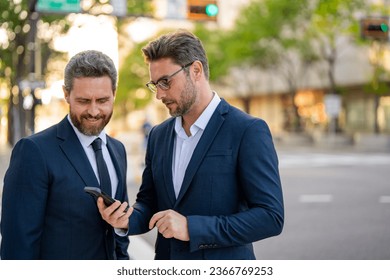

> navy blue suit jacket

[
  {"left": 128, "top": 99, "right": 284, "bottom": 259},
  {"left": 0, "top": 117, "right": 129, "bottom": 259}
]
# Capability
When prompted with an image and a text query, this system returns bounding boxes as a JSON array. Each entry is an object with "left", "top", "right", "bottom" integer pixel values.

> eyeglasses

[{"left": 145, "top": 62, "right": 194, "bottom": 93}]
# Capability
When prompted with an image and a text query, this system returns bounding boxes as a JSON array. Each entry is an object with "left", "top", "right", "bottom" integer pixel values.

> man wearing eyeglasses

[{"left": 98, "top": 29, "right": 284, "bottom": 260}]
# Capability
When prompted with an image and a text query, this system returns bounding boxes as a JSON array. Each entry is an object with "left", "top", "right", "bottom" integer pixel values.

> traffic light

[
  {"left": 187, "top": 0, "right": 219, "bottom": 21},
  {"left": 361, "top": 17, "right": 389, "bottom": 41}
]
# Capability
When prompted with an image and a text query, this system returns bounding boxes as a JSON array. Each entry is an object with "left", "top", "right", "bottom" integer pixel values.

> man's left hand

[{"left": 149, "top": 209, "right": 190, "bottom": 241}]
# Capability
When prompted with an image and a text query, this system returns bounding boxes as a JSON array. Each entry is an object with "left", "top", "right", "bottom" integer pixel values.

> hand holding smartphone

[{"left": 84, "top": 186, "right": 129, "bottom": 212}]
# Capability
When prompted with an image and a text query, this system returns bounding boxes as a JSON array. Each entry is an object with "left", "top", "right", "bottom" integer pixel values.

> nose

[
  {"left": 155, "top": 87, "right": 166, "bottom": 100},
  {"left": 87, "top": 101, "right": 100, "bottom": 116}
]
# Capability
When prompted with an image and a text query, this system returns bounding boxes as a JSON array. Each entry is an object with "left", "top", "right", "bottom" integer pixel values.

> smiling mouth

[{"left": 84, "top": 117, "right": 101, "bottom": 123}]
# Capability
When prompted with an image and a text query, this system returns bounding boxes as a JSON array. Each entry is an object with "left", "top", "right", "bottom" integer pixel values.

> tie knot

[{"left": 91, "top": 138, "right": 102, "bottom": 152}]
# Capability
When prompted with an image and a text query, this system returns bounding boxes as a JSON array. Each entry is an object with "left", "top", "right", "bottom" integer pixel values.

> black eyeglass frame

[{"left": 145, "top": 61, "right": 194, "bottom": 93}]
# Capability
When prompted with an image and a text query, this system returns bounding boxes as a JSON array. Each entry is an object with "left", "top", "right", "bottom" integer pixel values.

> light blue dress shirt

[{"left": 172, "top": 92, "right": 221, "bottom": 198}]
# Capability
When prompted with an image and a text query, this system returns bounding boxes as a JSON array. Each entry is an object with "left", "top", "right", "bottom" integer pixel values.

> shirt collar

[
  {"left": 67, "top": 114, "right": 107, "bottom": 148},
  {"left": 174, "top": 91, "right": 221, "bottom": 136}
]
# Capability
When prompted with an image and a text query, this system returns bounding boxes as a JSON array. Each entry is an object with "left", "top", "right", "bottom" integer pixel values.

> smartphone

[
  {"left": 84, "top": 186, "right": 116, "bottom": 206},
  {"left": 84, "top": 186, "right": 129, "bottom": 212}
]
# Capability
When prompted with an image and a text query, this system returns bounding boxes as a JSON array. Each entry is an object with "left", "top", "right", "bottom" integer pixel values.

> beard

[
  {"left": 165, "top": 78, "right": 197, "bottom": 117},
  {"left": 69, "top": 110, "right": 112, "bottom": 136}
]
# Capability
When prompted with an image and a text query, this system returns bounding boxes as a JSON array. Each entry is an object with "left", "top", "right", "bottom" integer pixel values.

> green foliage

[
  {"left": 0, "top": 0, "right": 30, "bottom": 82},
  {"left": 212, "top": 0, "right": 313, "bottom": 75},
  {"left": 116, "top": 39, "right": 151, "bottom": 112},
  {"left": 0, "top": 0, "right": 154, "bottom": 84},
  {"left": 363, "top": 81, "right": 390, "bottom": 96},
  {"left": 126, "top": 0, "right": 154, "bottom": 16},
  {"left": 193, "top": 24, "right": 231, "bottom": 81},
  {"left": 310, "top": 0, "right": 365, "bottom": 41},
  {"left": 0, "top": 0, "right": 79, "bottom": 85},
  {"left": 0, "top": 0, "right": 154, "bottom": 113},
  {"left": 197, "top": 0, "right": 367, "bottom": 131}
]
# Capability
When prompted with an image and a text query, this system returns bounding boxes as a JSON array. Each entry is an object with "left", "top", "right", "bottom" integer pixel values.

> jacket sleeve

[{"left": 1, "top": 139, "right": 49, "bottom": 259}]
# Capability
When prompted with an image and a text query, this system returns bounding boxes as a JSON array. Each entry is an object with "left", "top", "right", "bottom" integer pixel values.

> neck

[{"left": 181, "top": 90, "right": 214, "bottom": 136}]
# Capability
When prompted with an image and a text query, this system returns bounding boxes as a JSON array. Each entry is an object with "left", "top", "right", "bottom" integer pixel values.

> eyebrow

[
  {"left": 148, "top": 62, "right": 193, "bottom": 84},
  {"left": 154, "top": 75, "right": 170, "bottom": 84}
]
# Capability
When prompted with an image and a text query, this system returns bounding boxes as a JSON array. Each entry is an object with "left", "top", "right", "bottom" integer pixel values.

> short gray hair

[{"left": 63, "top": 50, "right": 117, "bottom": 92}]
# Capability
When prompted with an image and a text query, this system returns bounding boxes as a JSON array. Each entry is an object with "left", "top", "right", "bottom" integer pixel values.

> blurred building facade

[
  {"left": 147, "top": 0, "right": 390, "bottom": 143},
  {"left": 3, "top": 0, "right": 389, "bottom": 147}
]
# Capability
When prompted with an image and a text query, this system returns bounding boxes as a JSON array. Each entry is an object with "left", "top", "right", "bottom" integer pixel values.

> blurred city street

[
  {"left": 2, "top": 0, "right": 390, "bottom": 265},
  {"left": 2, "top": 131, "right": 389, "bottom": 260},
  {"left": 256, "top": 144, "right": 390, "bottom": 259}
]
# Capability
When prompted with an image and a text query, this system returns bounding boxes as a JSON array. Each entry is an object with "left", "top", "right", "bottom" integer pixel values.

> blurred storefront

[
  {"left": 344, "top": 89, "right": 390, "bottom": 134},
  {"left": 224, "top": 85, "right": 390, "bottom": 139}
]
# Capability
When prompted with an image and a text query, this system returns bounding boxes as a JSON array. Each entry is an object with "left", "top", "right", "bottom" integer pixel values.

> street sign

[{"left": 37, "top": 0, "right": 81, "bottom": 14}]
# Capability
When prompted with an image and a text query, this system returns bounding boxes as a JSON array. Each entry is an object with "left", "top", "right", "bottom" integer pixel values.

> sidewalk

[{"left": 274, "top": 132, "right": 390, "bottom": 153}]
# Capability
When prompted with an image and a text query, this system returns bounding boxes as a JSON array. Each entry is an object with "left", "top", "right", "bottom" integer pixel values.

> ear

[
  {"left": 192, "top": 60, "right": 203, "bottom": 80},
  {"left": 62, "top": 85, "right": 70, "bottom": 104}
]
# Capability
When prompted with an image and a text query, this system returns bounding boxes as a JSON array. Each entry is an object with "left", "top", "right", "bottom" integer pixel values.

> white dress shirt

[
  {"left": 172, "top": 92, "right": 221, "bottom": 198},
  {"left": 67, "top": 115, "right": 118, "bottom": 197}
]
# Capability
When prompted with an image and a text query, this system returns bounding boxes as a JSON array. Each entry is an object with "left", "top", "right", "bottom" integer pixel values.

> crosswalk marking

[
  {"left": 299, "top": 194, "right": 333, "bottom": 203},
  {"left": 298, "top": 195, "right": 390, "bottom": 204},
  {"left": 379, "top": 196, "right": 390, "bottom": 203},
  {"left": 279, "top": 153, "right": 390, "bottom": 168}
]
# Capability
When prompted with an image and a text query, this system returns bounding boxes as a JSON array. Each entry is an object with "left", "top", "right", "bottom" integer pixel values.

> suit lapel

[
  {"left": 57, "top": 117, "right": 99, "bottom": 188},
  {"left": 174, "top": 100, "right": 229, "bottom": 206},
  {"left": 163, "top": 120, "right": 177, "bottom": 206}
]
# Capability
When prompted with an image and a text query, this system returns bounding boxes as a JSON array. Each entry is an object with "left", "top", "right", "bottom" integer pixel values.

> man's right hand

[{"left": 97, "top": 197, "right": 133, "bottom": 230}]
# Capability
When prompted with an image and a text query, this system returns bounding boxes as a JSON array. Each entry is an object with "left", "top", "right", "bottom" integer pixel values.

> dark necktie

[{"left": 91, "top": 137, "right": 112, "bottom": 196}]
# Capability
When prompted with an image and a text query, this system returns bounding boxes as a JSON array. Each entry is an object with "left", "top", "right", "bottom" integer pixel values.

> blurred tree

[
  {"left": 0, "top": 0, "right": 72, "bottom": 144},
  {"left": 0, "top": 0, "right": 153, "bottom": 145},
  {"left": 308, "top": 0, "right": 366, "bottom": 133},
  {"left": 363, "top": 40, "right": 390, "bottom": 134},
  {"left": 197, "top": 0, "right": 367, "bottom": 133},
  {"left": 203, "top": 0, "right": 316, "bottom": 132},
  {"left": 310, "top": 0, "right": 365, "bottom": 95},
  {"left": 193, "top": 23, "right": 230, "bottom": 80},
  {"left": 358, "top": 2, "right": 390, "bottom": 134},
  {"left": 115, "top": 38, "right": 151, "bottom": 118}
]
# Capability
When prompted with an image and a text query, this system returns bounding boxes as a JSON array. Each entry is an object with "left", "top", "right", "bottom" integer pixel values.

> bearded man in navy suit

[
  {"left": 99, "top": 30, "right": 284, "bottom": 260},
  {"left": 1, "top": 50, "right": 129, "bottom": 259}
]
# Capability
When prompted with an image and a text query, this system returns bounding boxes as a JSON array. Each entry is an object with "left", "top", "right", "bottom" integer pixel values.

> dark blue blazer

[
  {"left": 0, "top": 117, "right": 129, "bottom": 259},
  {"left": 129, "top": 99, "right": 284, "bottom": 259}
]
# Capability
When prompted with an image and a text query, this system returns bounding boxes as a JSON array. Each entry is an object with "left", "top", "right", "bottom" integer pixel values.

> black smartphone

[
  {"left": 84, "top": 186, "right": 129, "bottom": 212},
  {"left": 84, "top": 186, "right": 116, "bottom": 206}
]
